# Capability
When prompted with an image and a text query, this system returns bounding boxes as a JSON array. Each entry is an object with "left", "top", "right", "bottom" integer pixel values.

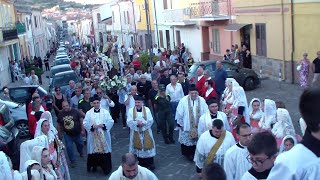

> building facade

[{"left": 31, "top": 9, "right": 48, "bottom": 59}]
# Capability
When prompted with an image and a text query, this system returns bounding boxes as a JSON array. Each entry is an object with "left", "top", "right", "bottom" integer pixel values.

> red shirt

[
  {"left": 201, "top": 78, "right": 216, "bottom": 97},
  {"left": 203, "top": 88, "right": 218, "bottom": 101},
  {"left": 196, "top": 76, "right": 206, "bottom": 96},
  {"left": 70, "top": 61, "right": 77, "bottom": 69},
  {"left": 132, "top": 59, "right": 141, "bottom": 69},
  {"left": 28, "top": 113, "right": 37, "bottom": 137}
]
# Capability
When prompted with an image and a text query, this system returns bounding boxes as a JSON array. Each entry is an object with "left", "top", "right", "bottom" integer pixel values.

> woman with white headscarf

[
  {"left": 31, "top": 146, "right": 57, "bottom": 180},
  {"left": 248, "top": 98, "right": 263, "bottom": 130},
  {"left": 279, "top": 135, "right": 297, "bottom": 153},
  {"left": 222, "top": 78, "right": 240, "bottom": 126},
  {"left": 272, "top": 108, "right": 296, "bottom": 146},
  {"left": 35, "top": 117, "right": 70, "bottom": 180},
  {"left": 20, "top": 160, "right": 41, "bottom": 180},
  {"left": 20, "top": 135, "right": 49, "bottom": 172},
  {"left": 259, "top": 99, "right": 277, "bottom": 130}
]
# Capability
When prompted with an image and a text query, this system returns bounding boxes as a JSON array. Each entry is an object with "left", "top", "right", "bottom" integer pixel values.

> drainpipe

[
  {"left": 152, "top": 0, "right": 160, "bottom": 47},
  {"left": 281, "top": 0, "right": 286, "bottom": 80},
  {"left": 130, "top": 0, "right": 137, "bottom": 44},
  {"left": 290, "top": 0, "right": 295, "bottom": 84}
]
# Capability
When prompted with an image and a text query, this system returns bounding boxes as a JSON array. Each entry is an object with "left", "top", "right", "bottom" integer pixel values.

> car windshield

[
  {"left": 55, "top": 59, "right": 70, "bottom": 66},
  {"left": 50, "top": 66, "right": 71, "bottom": 77},
  {"left": 52, "top": 73, "right": 78, "bottom": 87}
]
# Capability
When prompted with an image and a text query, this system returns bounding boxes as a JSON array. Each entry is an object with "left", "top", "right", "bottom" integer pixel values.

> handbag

[{"left": 296, "top": 65, "right": 301, "bottom": 71}]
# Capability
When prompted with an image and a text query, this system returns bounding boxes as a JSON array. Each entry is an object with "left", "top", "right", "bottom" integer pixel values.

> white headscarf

[
  {"left": 21, "top": 170, "right": 41, "bottom": 180},
  {"left": 0, "top": 151, "right": 13, "bottom": 180},
  {"left": 35, "top": 118, "right": 56, "bottom": 143},
  {"left": 31, "top": 146, "right": 45, "bottom": 167},
  {"left": 279, "top": 135, "right": 297, "bottom": 153},
  {"left": 248, "top": 98, "right": 263, "bottom": 120},
  {"left": 23, "top": 160, "right": 40, "bottom": 172},
  {"left": 223, "top": 78, "right": 240, "bottom": 105},
  {"left": 40, "top": 111, "right": 58, "bottom": 135},
  {"left": 19, "top": 135, "right": 49, "bottom": 172},
  {"left": 299, "top": 118, "right": 307, "bottom": 136},
  {"left": 272, "top": 108, "right": 296, "bottom": 138},
  {"left": 232, "top": 86, "right": 249, "bottom": 123},
  {"left": 259, "top": 99, "right": 277, "bottom": 130}
]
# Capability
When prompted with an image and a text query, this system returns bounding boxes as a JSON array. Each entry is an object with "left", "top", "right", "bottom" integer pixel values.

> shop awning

[{"left": 224, "top": 23, "right": 251, "bottom": 31}]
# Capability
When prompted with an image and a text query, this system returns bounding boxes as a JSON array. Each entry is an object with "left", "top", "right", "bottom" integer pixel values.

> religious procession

[{"left": 0, "top": 37, "right": 319, "bottom": 180}]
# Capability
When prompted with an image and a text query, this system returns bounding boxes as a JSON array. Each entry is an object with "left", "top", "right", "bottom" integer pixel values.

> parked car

[
  {"left": 7, "top": 85, "right": 53, "bottom": 112},
  {"left": 188, "top": 60, "right": 260, "bottom": 90},
  {"left": 0, "top": 103, "right": 20, "bottom": 170},
  {"left": 48, "top": 64, "right": 72, "bottom": 84},
  {"left": 54, "top": 58, "right": 70, "bottom": 66},
  {"left": 49, "top": 70, "right": 80, "bottom": 94},
  {"left": 55, "top": 54, "right": 68, "bottom": 60}
]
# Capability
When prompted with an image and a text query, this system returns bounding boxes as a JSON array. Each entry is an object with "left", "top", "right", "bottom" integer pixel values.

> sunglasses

[{"left": 55, "top": 89, "right": 60, "bottom": 92}]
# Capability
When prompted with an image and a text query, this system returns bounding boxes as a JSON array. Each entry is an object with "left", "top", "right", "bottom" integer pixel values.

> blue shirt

[{"left": 214, "top": 68, "right": 227, "bottom": 93}]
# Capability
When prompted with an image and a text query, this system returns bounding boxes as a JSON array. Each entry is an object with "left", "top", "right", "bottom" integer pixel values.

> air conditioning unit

[
  {"left": 184, "top": 8, "right": 191, "bottom": 16},
  {"left": 142, "top": 4, "right": 145, "bottom": 10}
]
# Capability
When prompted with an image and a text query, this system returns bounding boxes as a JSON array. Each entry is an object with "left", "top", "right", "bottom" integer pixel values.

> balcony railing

[
  {"left": 0, "top": 26, "right": 18, "bottom": 42},
  {"left": 16, "top": 22, "right": 26, "bottom": 34},
  {"left": 190, "top": 0, "right": 230, "bottom": 19},
  {"left": 162, "top": 8, "right": 194, "bottom": 25}
]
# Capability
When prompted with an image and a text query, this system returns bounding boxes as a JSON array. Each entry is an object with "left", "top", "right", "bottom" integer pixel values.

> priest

[
  {"left": 267, "top": 88, "right": 320, "bottom": 180},
  {"left": 224, "top": 123, "right": 252, "bottom": 180},
  {"left": 198, "top": 98, "right": 230, "bottom": 136},
  {"left": 194, "top": 119, "right": 235, "bottom": 179},
  {"left": 83, "top": 94, "right": 114, "bottom": 175},
  {"left": 127, "top": 95, "right": 156, "bottom": 170},
  {"left": 176, "top": 85, "right": 208, "bottom": 161}
]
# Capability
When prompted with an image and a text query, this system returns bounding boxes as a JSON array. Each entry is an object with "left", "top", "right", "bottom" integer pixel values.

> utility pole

[{"left": 144, "top": 0, "right": 153, "bottom": 67}]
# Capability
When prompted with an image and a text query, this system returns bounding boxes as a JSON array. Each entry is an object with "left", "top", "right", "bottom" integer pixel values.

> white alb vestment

[
  {"left": 267, "top": 144, "right": 320, "bottom": 180},
  {"left": 176, "top": 95, "right": 208, "bottom": 146},
  {"left": 108, "top": 165, "right": 158, "bottom": 180},
  {"left": 194, "top": 130, "right": 235, "bottom": 169},
  {"left": 241, "top": 171, "right": 264, "bottom": 180},
  {"left": 83, "top": 108, "right": 114, "bottom": 154},
  {"left": 198, "top": 111, "right": 230, "bottom": 136},
  {"left": 224, "top": 143, "right": 251, "bottom": 180},
  {"left": 127, "top": 106, "right": 156, "bottom": 158}
]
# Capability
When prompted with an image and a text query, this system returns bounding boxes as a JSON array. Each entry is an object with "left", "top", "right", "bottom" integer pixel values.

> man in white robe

[
  {"left": 267, "top": 89, "right": 320, "bottom": 180},
  {"left": 241, "top": 132, "right": 277, "bottom": 180},
  {"left": 198, "top": 98, "right": 230, "bottom": 136},
  {"left": 194, "top": 119, "right": 235, "bottom": 179},
  {"left": 109, "top": 153, "right": 158, "bottom": 180},
  {"left": 83, "top": 95, "right": 114, "bottom": 175},
  {"left": 127, "top": 95, "right": 156, "bottom": 170},
  {"left": 224, "top": 123, "right": 252, "bottom": 180},
  {"left": 176, "top": 86, "right": 208, "bottom": 161}
]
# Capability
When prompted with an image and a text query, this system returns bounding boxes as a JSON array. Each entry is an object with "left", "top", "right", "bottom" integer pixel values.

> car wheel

[
  {"left": 15, "top": 120, "right": 29, "bottom": 138},
  {"left": 244, "top": 77, "right": 255, "bottom": 91}
]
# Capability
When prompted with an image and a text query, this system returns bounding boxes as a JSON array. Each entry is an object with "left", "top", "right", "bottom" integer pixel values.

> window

[
  {"left": 256, "top": 23, "right": 266, "bottom": 56},
  {"left": 112, "top": 11, "right": 115, "bottom": 23},
  {"left": 123, "top": 11, "right": 126, "bottom": 24},
  {"left": 212, "top": 29, "right": 220, "bottom": 54},
  {"left": 25, "top": 17, "right": 29, "bottom": 30},
  {"left": 176, "top": 30, "right": 181, "bottom": 47},
  {"left": 97, "top": 13, "right": 101, "bottom": 23},
  {"left": 127, "top": 11, "right": 130, "bottom": 24},
  {"left": 34, "top": 16, "right": 37, "bottom": 28},
  {"left": 139, "top": 35, "right": 143, "bottom": 49},
  {"left": 159, "top": 30, "right": 164, "bottom": 48},
  {"left": 163, "top": 0, "right": 167, "bottom": 9}
]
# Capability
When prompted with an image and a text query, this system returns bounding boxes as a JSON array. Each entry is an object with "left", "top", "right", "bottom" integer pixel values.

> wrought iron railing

[{"left": 189, "top": 0, "right": 230, "bottom": 19}]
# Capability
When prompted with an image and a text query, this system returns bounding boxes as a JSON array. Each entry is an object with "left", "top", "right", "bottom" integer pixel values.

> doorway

[
  {"left": 240, "top": 26, "right": 251, "bottom": 50},
  {"left": 165, "top": 30, "right": 170, "bottom": 49}
]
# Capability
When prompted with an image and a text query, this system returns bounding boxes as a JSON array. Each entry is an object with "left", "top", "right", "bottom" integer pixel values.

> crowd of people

[{"left": 0, "top": 42, "right": 319, "bottom": 180}]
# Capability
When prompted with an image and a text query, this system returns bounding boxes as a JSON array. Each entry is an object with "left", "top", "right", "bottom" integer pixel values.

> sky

[{"left": 64, "top": 0, "right": 110, "bottom": 4}]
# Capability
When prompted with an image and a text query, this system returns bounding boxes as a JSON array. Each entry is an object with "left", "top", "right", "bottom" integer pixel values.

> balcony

[
  {"left": 0, "top": 26, "right": 18, "bottom": 43},
  {"left": 162, "top": 8, "right": 195, "bottom": 26},
  {"left": 16, "top": 22, "right": 26, "bottom": 34},
  {"left": 189, "top": 0, "right": 231, "bottom": 21}
]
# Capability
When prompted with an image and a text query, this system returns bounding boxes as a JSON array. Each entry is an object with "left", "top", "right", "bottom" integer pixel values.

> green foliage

[
  {"left": 139, "top": 53, "right": 157, "bottom": 71},
  {"left": 26, "top": 65, "right": 43, "bottom": 76}
]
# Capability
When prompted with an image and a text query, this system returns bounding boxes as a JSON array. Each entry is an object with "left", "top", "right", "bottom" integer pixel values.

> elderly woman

[
  {"left": 272, "top": 108, "right": 296, "bottom": 147},
  {"left": 31, "top": 146, "right": 57, "bottom": 180},
  {"left": 34, "top": 111, "right": 70, "bottom": 180},
  {"left": 222, "top": 78, "right": 240, "bottom": 126}
]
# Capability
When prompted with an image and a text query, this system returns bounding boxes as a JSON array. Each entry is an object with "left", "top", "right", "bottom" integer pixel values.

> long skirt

[
  {"left": 181, "top": 144, "right": 196, "bottom": 157},
  {"left": 87, "top": 153, "right": 112, "bottom": 174}
]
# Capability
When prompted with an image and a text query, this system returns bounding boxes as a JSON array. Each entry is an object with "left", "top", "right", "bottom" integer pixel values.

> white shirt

[
  {"left": 224, "top": 143, "right": 251, "bottom": 180},
  {"left": 127, "top": 47, "right": 134, "bottom": 55},
  {"left": 156, "top": 60, "right": 167, "bottom": 68},
  {"left": 100, "top": 98, "right": 115, "bottom": 112},
  {"left": 124, "top": 94, "right": 135, "bottom": 116},
  {"left": 24, "top": 76, "right": 31, "bottom": 85},
  {"left": 165, "top": 83, "right": 184, "bottom": 102}
]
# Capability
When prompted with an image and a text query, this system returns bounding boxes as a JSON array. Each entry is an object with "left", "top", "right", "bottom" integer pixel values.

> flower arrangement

[{"left": 99, "top": 75, "right": 127, "bottom": 91}]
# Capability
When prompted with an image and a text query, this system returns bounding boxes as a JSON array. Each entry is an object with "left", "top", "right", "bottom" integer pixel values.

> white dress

[
  {"left": 194, "top": 130, "right": 235, "bottom": 169},
  {"left": 127, "top": 106, "right": 156, "bottom": 158},
  {"left": 224, "top": 143, "right": 251, "bottom": 180}
]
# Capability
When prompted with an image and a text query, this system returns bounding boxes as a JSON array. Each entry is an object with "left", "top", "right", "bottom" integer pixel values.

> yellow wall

[
  {"left": 293, "top": 2, "right": 320, "bottom": 61},
  {"left": 136, "top": 0, "right": 154, "bottom": 31},
  {"left": 0, "top": 0, "right": 16, "bottom": 27},
  {"left": 234, "top": 1, "right": 292, "bottom": 61}
]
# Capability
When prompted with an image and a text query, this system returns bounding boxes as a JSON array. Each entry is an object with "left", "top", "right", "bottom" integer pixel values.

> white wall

[
  {"left": 175, "top": 26, "right": 202, "bottom": 62},
  {"left": 0, "top": 47, "right": 11, "bottom": 88}
]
